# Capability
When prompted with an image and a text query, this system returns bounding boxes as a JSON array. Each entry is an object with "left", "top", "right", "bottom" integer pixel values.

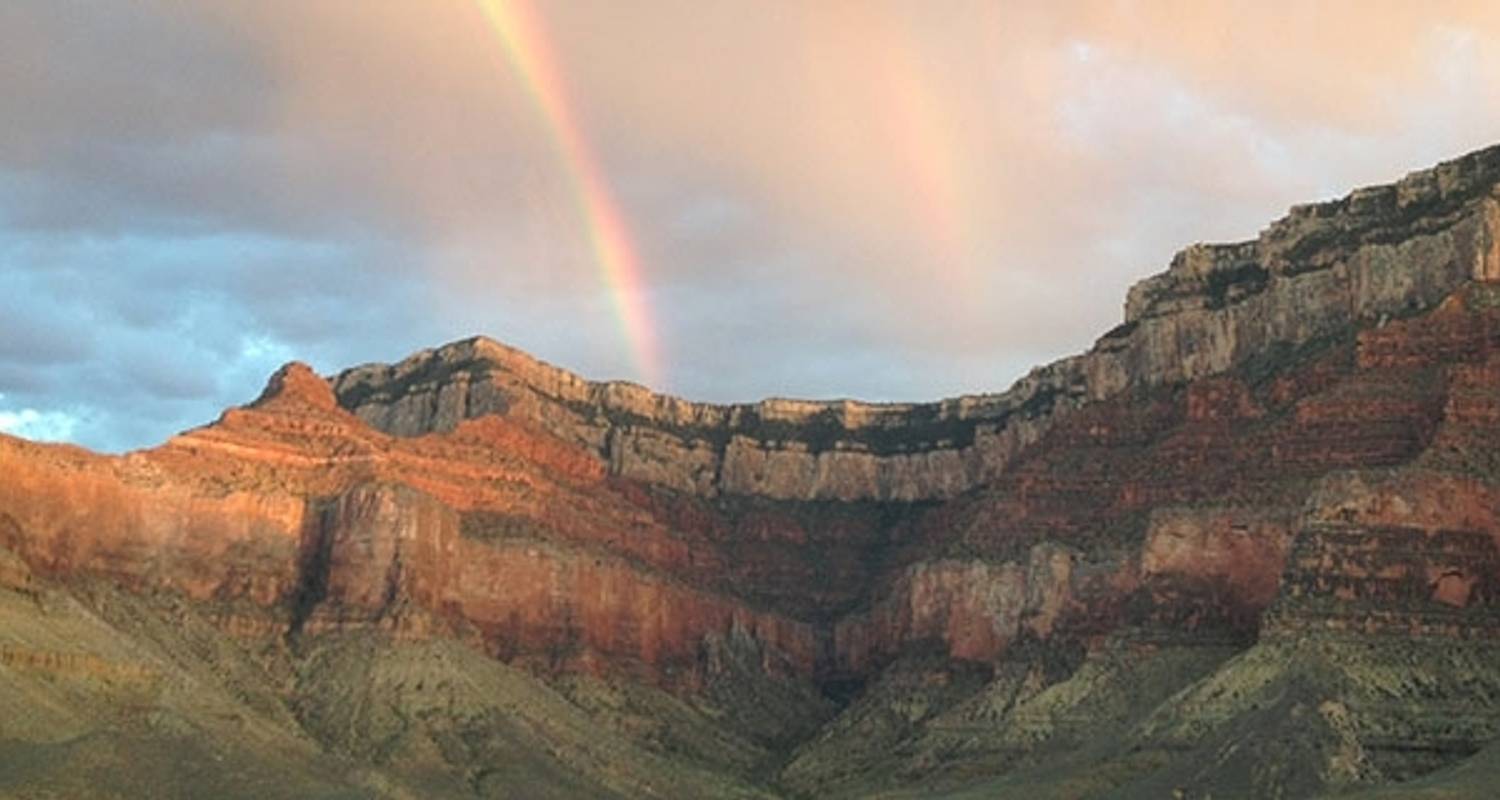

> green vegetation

[{"left": 0, "top": 569, "right": 789, "bottom": 798}]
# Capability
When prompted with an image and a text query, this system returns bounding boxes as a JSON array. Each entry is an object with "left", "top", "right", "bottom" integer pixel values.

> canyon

[{"left": 6, "top": 145, "right": 1500, "bottom": 797}]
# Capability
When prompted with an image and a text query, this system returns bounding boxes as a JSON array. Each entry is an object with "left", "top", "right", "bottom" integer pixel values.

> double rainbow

[{"left": 476, "top": 0, "right": 663, "bottom": 387}]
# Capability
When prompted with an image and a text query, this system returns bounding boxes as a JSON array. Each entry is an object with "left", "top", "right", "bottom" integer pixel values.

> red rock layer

[
  {"left": 0, "top": 363, "right": 844, "bottom": 689},
  {"left": 833, "top": 284, "right": 1500, "bottom": 673},
  {"left": 6, "top": 152, "right": 1500, "bottom": 696},
  {"left": 1267, "top": 523, "right": 1500, "bottom": 638},
  {"left": 6, "top": 282, "right": 1500, "bottom": 692}
]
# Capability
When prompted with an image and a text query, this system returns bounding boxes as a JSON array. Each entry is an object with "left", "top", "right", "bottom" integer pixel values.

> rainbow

[
  {"left": 884, "top": 63, "right": 966, "bottom": 280},
  {"left": 476, "top": 0, "right": 663, "bottom": 387},
  {"left": 865, "top": 11, "right": 971, "bottom": 295}
]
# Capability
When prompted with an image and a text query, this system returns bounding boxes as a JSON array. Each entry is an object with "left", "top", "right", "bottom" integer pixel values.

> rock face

[
  {"left": 7, "top": 145, "right": 1500, "bottom": 798},
  {"left": 334, "top": 146, "right": 1500, "bottom": 504}
]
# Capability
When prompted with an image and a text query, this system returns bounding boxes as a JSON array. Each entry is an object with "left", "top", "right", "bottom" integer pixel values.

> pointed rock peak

[{"left": 253, "top": 361, "right": 337, "bottom": 410}]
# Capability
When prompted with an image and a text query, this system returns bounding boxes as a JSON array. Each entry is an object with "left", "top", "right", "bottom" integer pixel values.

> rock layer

[
  {"left": 335, "top": 146, "right": 1500, "bottom": 503},
  {"left": 6, "top": 145, "right": 1500, "bottom": 797}
]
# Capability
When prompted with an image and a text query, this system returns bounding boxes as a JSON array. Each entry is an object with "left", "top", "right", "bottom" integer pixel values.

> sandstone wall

[
  {"left": 8, "top": 146, "right": 1500, "bottom": 699},
  {"left": 0, "top": 434, "right": 308, "bottom": 610},
  {"left": 291, "top": 481, "right": 822, "bottom": 685}
]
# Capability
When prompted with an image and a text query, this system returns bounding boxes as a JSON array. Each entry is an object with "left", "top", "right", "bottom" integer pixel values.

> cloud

[
  {"left": 2, "top": 1, "right": 1500, "bottom": 450},
  {"left": 0, "top": 395, "right": 80, "bottom": 443}
]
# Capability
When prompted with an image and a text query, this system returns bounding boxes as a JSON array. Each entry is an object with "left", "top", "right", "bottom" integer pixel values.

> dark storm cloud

[{"left": 0, "top": 297, "right": 94, "bottom": 367}]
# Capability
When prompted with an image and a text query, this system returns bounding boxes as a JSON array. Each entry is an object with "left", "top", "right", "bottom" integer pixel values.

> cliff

[
  {"left": 334, "top": 146, "right": 1500, "bottom": 502},
  {"left": 5, "top": 145, "right": 1500, "bottom": 798}
]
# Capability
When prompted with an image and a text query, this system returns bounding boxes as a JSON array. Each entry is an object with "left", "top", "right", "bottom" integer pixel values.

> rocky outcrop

[
  {"left": 0, "top": 434, "right": 310, "bottom": 608},
  {"left": 334, "top": 146, "right": 1500, "bottom": 503},
  {"left": 1140, "top": 506, "right": 1295, "bottom": 615},
  {"left": 0, "top": 371, "right": 838, "bottom": 690},
  {"left": 6, "top": 145, "right": 1500, "bottom": 798},
  {"left": 831, "top": 544, "right": 1082, "bottom": 672},
  {"left": 292, "top": 482, "right": 824, "bottom": 685}
]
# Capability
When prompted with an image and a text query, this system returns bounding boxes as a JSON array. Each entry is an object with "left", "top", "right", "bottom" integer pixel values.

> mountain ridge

[
  {"left": 5, "top": 144, "right": 1500, "bottom": 798},
  {"left": 332, "top": 144, "right": 1500, "bottom": 423},
  {"left": 327, "top": 144, "right": 1500, "bottom": 503}
]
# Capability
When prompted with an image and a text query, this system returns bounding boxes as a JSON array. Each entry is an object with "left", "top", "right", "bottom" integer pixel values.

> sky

[{"left": 3, "top": 1, "right": 1500, "bottom": 452}]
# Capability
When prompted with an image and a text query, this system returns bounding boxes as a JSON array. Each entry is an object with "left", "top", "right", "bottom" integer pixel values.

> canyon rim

[{"left": 7, "top": 146, "right": 1500, "bottom": 798}]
